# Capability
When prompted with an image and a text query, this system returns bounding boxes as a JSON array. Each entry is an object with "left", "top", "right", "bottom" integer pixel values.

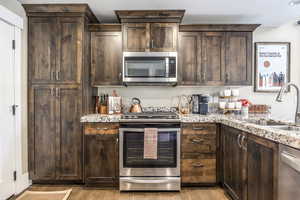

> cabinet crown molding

[
  {"left": 179, "top": 24, "right": 260, "bottom": 32},
  {"left": 22, "top": 4, "right": 99, "bottom": 23},
  {"left": 115, "top": 10, "right": 185, "bottom": 23}
]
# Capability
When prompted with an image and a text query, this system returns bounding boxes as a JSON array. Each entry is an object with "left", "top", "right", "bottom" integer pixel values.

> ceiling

[{"left": 19, "top": 0, "right": 300, "bottom": 26}]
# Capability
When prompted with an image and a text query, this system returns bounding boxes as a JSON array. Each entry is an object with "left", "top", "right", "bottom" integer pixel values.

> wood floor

[{"left": 12, "top": 185, "right": 230, "bottom": 200}]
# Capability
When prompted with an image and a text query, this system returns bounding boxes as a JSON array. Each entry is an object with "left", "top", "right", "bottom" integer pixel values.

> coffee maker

[{"left": 192, "top": 94, "right": 210, "bottom": 115}]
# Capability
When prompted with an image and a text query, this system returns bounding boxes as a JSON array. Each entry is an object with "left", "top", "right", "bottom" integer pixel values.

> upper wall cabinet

[
  {"left": 122, "top": 23, "right": 178, "bottom": 52},
  {"left": 91, "top": 31, "right": 122, "bottom": 86},
  {"left": 178, "top": 24, "right": 259, "bottom": 86},
  {"left": 116, "top": 10, "right": 184, "bottom": 52},
  {"left": 225, "top": 32, "right": 252, "bottom": 85},
  {"left": 28, "top": 16, "right": 84, "bottom": 85}
]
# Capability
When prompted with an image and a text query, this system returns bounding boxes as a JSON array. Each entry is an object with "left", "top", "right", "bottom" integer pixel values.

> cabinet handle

[
  {"left": 96, "top": 127, "right": 109, "bottom": 130},
  {"left": 191, "top": 139, "right": 204, "bottom": 144},
  {"left": 55, "top": 88, "right": 60, "bottom": 97},
  {"left": 56, "top": 71, "right": 60, "bottom": 80},
  {"left": 237, "top": 134, "right": 242, "bottom": 148},
  {"left": 119, "top": 73, "right": 122, "bottom": 81},
  {"left": 192, "top": 127, "right": 205, "bottom": 131},
  {"left": 192, "top": 163, "right": 204, "bottom": 168},
  {"left": 225, "top": 73, "right": 229, "bottom": 82},
  {"left": 202, "top": 71, "right": 206, "bottom": 82},
  {"left": 151, "top": 40, "right": 154, "bottom": 48},
  {"left": 116, "top": 138, "right": 119, "bottom": 143},
  {"left": 241, "top": 135, "right": 247, "bottom": 151},
  {"left": 51, "top": 88, "right": 55, "bottom": 96}
]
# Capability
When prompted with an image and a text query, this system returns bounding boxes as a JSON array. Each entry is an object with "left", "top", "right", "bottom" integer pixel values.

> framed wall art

[{"left": 254, "top": 42, "right": 290, "bottom": 92}]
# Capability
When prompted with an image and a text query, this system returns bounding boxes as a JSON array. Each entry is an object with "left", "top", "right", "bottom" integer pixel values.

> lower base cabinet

[
  {"left": 247, "top": 134, "right": 278, "bottom": 200},
  {"left": 84, "top": 123, "right": 119, "bottom": 187},
  {"left": 181, "top": 123, "right": 218, "bottom": 185},
  {"left": 221, "top": 125, "right": 278, "bottom": 200}
]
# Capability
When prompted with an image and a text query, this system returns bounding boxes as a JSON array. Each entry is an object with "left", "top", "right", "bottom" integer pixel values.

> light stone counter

[{"left": 81, "top": 113, "right": 300, "bottom": 149}]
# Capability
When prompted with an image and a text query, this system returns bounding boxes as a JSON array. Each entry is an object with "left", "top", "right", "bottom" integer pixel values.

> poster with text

[{"left": 255, "top": 43, "right": 290, "bottom": 92}]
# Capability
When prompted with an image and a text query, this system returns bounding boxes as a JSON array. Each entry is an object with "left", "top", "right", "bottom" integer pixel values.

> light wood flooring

[{"left": 12, "top": 185, "right": 230, "bottom": 200}]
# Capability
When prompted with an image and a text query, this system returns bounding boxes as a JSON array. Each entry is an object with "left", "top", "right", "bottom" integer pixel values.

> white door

[{"left": 0, "top": 19, "right": 16, "bottom": 199}]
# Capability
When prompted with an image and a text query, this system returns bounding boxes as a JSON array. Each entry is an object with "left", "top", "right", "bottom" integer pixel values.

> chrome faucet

[{"left": 276, "top": 82, "right": 300, "bottom": 125}]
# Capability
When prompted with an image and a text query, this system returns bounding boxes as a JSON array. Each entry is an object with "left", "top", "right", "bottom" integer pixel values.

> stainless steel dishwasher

[{"left": 279, "top": 144, "right": 300, "bottom": 200}]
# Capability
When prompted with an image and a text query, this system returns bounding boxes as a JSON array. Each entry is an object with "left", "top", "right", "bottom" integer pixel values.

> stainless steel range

[{"left": 119, "top": 112, "right": 181, "bottom": 191}]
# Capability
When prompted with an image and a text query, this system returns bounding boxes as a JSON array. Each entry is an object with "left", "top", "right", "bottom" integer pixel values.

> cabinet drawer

[
  {"left": 182, "top": 123, "right": 217, "bottom": 135},
  {"left": 84, "top": 123, "right": 119, "bottom": 135},
  {"left": 181, "top": 158, "right": 216, "bottom": 184},
  {"left": 182, "top": 134, "right": 216, "bottom": 153}
]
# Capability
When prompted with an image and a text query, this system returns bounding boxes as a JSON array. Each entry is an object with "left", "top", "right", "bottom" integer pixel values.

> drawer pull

[
  {"left": 192, "top": 127, "right": 205, "bottom": 131},
  {"left": 191, "top": 139, "right": 204, "bottom": 144},
  {"left": 95, "top": 127, "right": 109, "bottom": 131},
  {"left": 192, "top": 163, "right": 204, "bottom": 168}
]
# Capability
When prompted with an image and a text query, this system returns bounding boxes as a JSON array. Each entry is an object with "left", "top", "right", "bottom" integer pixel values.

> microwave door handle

[{"left": 166, "top": 57, "right": 169, "bottom": 78}]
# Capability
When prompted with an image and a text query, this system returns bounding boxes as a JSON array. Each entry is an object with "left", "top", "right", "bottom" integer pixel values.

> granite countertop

[{"left": 80, "top": 113, "right": 300, "bottom": 150}]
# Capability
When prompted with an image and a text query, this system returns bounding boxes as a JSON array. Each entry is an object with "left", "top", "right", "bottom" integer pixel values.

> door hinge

[
  {"left": 12, "top": 40, "right": 15, "bottom": 50},
  {"left": 13, "top": 171, "right": 17, "bottom": 181},
  {"left": 12, "top": 104, "right": 18, "bottom": 116}
]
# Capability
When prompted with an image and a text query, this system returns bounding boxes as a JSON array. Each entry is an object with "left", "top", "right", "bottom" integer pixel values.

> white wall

[
  {"left": 0, "top": 0, "right": 28, "bottom": 173},
  {"left": 99, "top": 19, "right": 300, "bottom": 122}
]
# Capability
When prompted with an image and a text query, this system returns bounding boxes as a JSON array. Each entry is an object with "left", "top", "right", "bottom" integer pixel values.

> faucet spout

[{"left": 276, "top": 83, "right": 300, "bottom": 125}]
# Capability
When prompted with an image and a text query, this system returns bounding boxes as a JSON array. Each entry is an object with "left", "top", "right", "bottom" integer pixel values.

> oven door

[{"left": 119, "top": 127, "right": 180, "bottom": 177}]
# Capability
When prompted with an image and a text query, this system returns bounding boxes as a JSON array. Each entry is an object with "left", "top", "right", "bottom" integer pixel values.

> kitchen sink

[
  {"left": 245, "top": 119, "right": 286, "bottom": 126},
  {"left": 269, "top": 125, "right": 300, "bottom": 131}
]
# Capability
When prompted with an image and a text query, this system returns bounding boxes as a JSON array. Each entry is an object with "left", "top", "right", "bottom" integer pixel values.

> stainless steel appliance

[
  {"left": 199, "top": 94, "right": 210, "bottom": 115},
  {"left": 279, "top": 144, "right": 300, "bottom": 200},
  {"left": 123, "top": 52, "right": 177, "bottom": 85},
  {"left": 119, "top": 112, "right": 181, "bottom": 191}
]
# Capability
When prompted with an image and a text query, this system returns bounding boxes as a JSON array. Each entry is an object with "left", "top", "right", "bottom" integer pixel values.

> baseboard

[{"left": 15, "top": 172, "right": 31, "bottom": 194}]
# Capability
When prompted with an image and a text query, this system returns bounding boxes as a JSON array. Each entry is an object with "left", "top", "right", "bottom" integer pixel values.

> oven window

[
  {"left": 124, "top": 57, "right": 166, "bottom": 77},
  {"left": 123, "top": 131, "right": 177, "bottom": 168}
]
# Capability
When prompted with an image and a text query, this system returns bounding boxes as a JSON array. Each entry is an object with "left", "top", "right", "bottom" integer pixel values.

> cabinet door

[
  {"left": 91, "top": 32, "right": 122, "bottom": 86},
  {"left": 28, "top": 18, "right": 57, "bottom": 84},
  {"left": 225, "top": 32, "right": 252, "bottom": 85},
  {"left": 28, "top": 86, "right": 57, "bottom": 180},
  {"left": 150, "top": 23, "right": 178, "bottom": 52},
  {"left": 247, "top": 135, "right": 278, "bottom": 200},
  {"left": 56, "top": 17, "right": 83, "bottom": 84},
  {"left": 85, "top": 132, "right": 118, "bottom": 186},
  {"left": 202, "top": 32, "right": 225, "bottom": 85},
  {"left": 222, "top": 126, "right": 247, "bottom": 200},
  {"left": 178, "top": 32, "right": 201, "bottom": 85},
  {"left": 56, "top": 86, "right": 82, "bottom": 180},
  {"left": 123, "top": 23, "right": 149, "bottom": 52}
]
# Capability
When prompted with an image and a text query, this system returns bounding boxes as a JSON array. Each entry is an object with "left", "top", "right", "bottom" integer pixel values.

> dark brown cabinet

[
  {"left": 221, "top": 125, "right": 278, "bottom": 200},
  {"left": 91, "top": 32, "right": 122, "bottom": 86},
  {"left": 28, "top": 17, "right": 57, "bottom": 84},
  {"left": 178, "top": 29, "right": 254, "bottom": 86},
  {"left": 181, "top": 123, "right": 217, "bottom": 185},
  {"left": 247, "top": 135, "right": 278, "bottom": 200},
  {"left": 25, "top": 4, "right": 98, "bottom": 182},
  {"left": 29, "top": 86, "right": 82, "bottom": 181},
  {"left": 28, "top": 17, "right": 84, "bottom": 85},
  {"left": 202, "top": 32, "right": 225, "bottom": 85},
  {"left": 122, "top": 23, "right": 178, "bottom": 52},
  {"left": 222, "top": 125, "right": 247, "bottom": 200},
  {"left": 122, "top": 23, "right": 149, "bottom": 52},
  {"left": 84, "top": 123, "right": 119, "bottom": 187},
  {"left": 225, "top": 32, "right": 252, "bottom": 85},
  {"left": 178, "top": 32, "right": 201, "bottom": 85},
  {"left": 28, "top": 86, "right": 57, "bottom": 180}
]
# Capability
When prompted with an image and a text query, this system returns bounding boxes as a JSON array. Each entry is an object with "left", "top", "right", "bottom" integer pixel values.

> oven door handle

[
  {"left": 124, "top": 178, "right": 175, "bottom": 184},
  {"left": 119, "top": 128, "right": 181, "bottom": 132}
]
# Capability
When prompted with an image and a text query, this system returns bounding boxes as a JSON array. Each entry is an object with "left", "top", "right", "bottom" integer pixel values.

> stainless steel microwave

[{"left": 122, "top": 52, "right": 177, "bottom": 85}]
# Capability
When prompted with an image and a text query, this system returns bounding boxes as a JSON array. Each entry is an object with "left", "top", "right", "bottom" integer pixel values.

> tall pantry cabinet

[{"left": 24, "top": 4, "right": 98, "bottom": 182}]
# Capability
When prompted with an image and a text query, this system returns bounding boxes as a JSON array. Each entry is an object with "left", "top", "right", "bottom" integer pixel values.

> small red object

[{"left": 239, "top": 99, "right": 251, "bottom": 107}]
